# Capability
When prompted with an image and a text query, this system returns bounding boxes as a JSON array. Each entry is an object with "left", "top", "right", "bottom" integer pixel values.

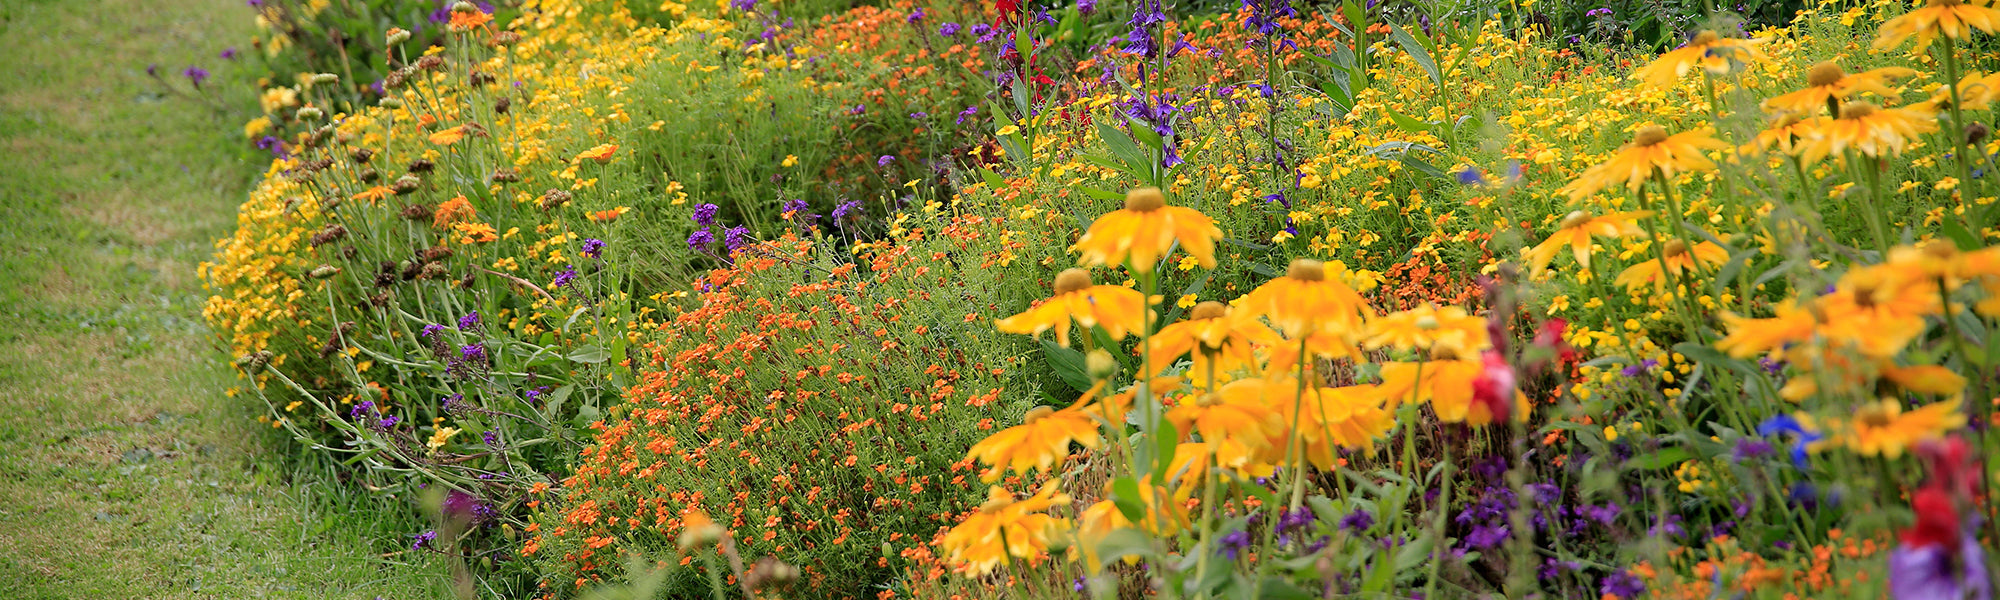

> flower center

[
  {"left": 1663, "top": 239, "right": 1689, "bottom": 258},
  {"left": 1429, "top": 345, "right": 1462, "bottom": 361},
  {"left": 1924, "top": 239, "right": 1959, "bottom": 260},
  {"left": 1053, "top": 268, "right": 1094, "bottom": 295},
  {"left": 1855, "top": 404, "right": 1893, "bottom": 429},
  {"left": 1840, "top": 102, "right": 1880, "bottom": 120},
  {"left": 1690, "top": 30, "right": 1719, "bottom": 46},
  {"left": 1023, "top": 405, "right": 1055, "bottom": 425},
  {"left": 1415, "top": 315, "right": 1441, "bottom": 330},
  {"left": 1631, "top": 125, "right": 1670, "bottom": 147},
  {"left": 1124, "top": 187, "right": 1167, "bottom": 212},
  {"left": 1195, "top": 393, "right": 1224, "bottom": 408},
  {"left": 979, "top": 496, "right": 1014, "bottom": 514},
  {"left": 1190, "top": 301, "right": 1228, "bottom": 320},
  {"left": 1286, "top": 259, "right": 1326, "bottom": 282},
  {"left": 1559, "top": 210, "right": 1592, "bottom": 229},
  {"left": 1806, "top": 61, "right": 1846, "bottom": 88}
]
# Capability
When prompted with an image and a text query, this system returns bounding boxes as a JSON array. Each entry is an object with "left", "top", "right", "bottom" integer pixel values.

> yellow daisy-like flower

[
  {"left": 1377, "top": 355, "right": 1481, "bottom": 420},
  {"left": 1742, "top": 112, "right": 1823, "bottom": 156},
  {"left": 1874, "top": 0, "right": 2000, "bottom": 52},
  {"left": 1078, "top": 481, "right": 1186, "bottom": 540},
  {"left": 1072, "top": 187, "right": 1224, "bottom": 273},
  {"left": 1363, "top": 303, "right": 1489, "bottom": 356},
  {"left": 1814, "top": 264, "right": 1941, "bottom": 358},
  {"left": 575, "top": 143, "right": 619, "bottom": 164},
  {"left": 427, "top": 426, "right": 460, "bottom": 450},
  {"left": 939, "top": 482, "right": 1071, "bottom": 577},
  {"left": 1838, "top": 399, "right": 1965, "bottom": 458},
  {"left": 1716, "top": 300, "right": 1818, "bottom": 359},
  {"left": 1633, "top": 30, "right": 1768, "bottom": 89},
  {"left": 1146, "top": 301, "right": 1278, "bottom": 380},
  {"left": 994, "top": 269, "right": 1149, "bottom": 347},
  {"left": 1939, "top": 71, "right": 2000, "bottom": 110},
  {"left": 1170, "top": 386, "right": 1286, "bottom": 460},
  {"left": 1795, "top": 101, "right": 1940, "bottom": 166},
  {"left": 1239, "top": 259, "right": 1375, "bottom": 339},
  {"left": 1166, "top": 439, "right": 1275, "bottom": 486},
  {"left": 1615, "top": 240, "right": 1729, "bottom": 293},
  {"left": 429, "top": 125, "right": 468, "bottom": 146},
  {"left": 1256, "top": 379, "right": 1395, "bottom": 465},
  {"left": 965, "top": 398, "right": 1105, "bottom": 481},
  {"left": 1561, "top": 125, "right": 1729, "bottom": 200},
  {"left": 1524, "top": 211, "right": 1652, "bottom": 275},
  {"left": 1762, "top": 62, "right": 1917, "bottom": 116}
]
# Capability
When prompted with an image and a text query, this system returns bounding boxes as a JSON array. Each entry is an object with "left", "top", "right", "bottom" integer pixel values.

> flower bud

[
  {"left": 1968, "top": 122, "right": 1989, "bottom": 146},
  {"left": 295, "top": 106, "right": 324, "bottom": 121},
  {"left": 387, "top": 28, "right": 412, "bottom": 45},
  {"left": 310, "top": 265, "right": 342, "bottom": 279},
  {"left": 379, "top": 97, "right": 404, "bottom": 109},
  {"left": 451, "top": 1, "right": 478, "bottom": 13},
  {"left": 310, "top": 73, "right": 340, "bottom": 85},
  {"left": 1086, "top": 349, "right": 1119, "bottom": 381}
]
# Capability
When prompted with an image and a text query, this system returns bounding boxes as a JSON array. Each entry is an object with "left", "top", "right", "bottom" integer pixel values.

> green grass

[{"left": 0, "top": 0, "right": 459, "bottom": 597}]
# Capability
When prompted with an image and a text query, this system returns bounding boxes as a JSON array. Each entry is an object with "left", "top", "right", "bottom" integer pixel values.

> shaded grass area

[{"left": 0, "top": 0, "right": 456, "bottom": 597}]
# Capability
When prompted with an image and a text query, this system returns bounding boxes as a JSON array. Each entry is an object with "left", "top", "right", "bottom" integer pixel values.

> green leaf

[
  {"left": 1080, "top": 186, "right": 1127, "bottom": 202},
  {"left": 1111, "top": 476, "right": 1147, "bottom": 524},
  {"left": 1042, "top": 339, "right": 1093, "bottom": 392},
  {"left": 1944, "top": 215, "right": 1980, "bottom": 250},
  {"left": 978, "top": 168, "right": 1006, "bottom": 190},
  {"left": 1097, "top": 122, "right": 1150, "bottom": 177},
  {"left": 1392, "top": 536, "right": 1433, "bottom": 571},
  {"left": 1092, "top": 528, "right": 1155, "bottom": 568},
  {"left": 544, "top": 384, "right": 575, "bottom": 417},
  {"left": 1672, "top": 342, "right": 1756, "bottom": 376},
  {"left": 1389, "top": 22, "right": 1441, "bottom": 91},
  {"left": 1150, "top": 418, "right": 1180, "bottom": 483},
  {"left": 1623, "top": 446, "right": 1691, "bottom": 471},
  {"left": 1384, "top": 107, "right": 1431, "bottom": 134},
  {"left": 567, "top": 345, "right": 611, "bottom": 364}
]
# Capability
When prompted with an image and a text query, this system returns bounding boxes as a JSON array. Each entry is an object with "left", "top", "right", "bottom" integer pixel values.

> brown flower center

[
  {"left": 1663, "top": 239, "right": 1690, "bottom": 258},
  {"left": 1286, "top": 259, "right": 1326, "bottom": 282},
  {"left": 1806, "top": 62, "right": 1847, "bottom": 88},
  {"left": 1690, "top": 30, "right": 1720, "bottom": 46},
  {"left": 1924, "top": 239, "right": 1960, "bottom": 261},
  {"left": 1124, "top": 187, "right": 1167, "bottom": 212},
  {"left": 1190, "top": 301, "right": 1228, "bottom": 320},
  {"left": 1632, "top": 125, "right": 1670, "bottom": 147},
  {"left": 1023, "top": 405, "right": 1055, "bottom": 425},
  {"left": 1429, "top": 345, "right": 1462, "bottom": 361},
  {"left": 1840, "top": 102, "right": 1880, "bottom": 120},
  {"left": 1054, "top": 268, "right": 1094, "bottom": 295},
  {"left": 1856, "top": 404, "right": 1894, "bottom": 429},
  {"left": 1559, "top": 210, "right": 1593, "bottom": 230}
]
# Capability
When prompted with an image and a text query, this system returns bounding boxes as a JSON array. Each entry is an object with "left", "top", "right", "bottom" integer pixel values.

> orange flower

[
  {"left": 434, "top": 196, "right": 476, "bottom": 228},
  {"left": 964, "top": 395, "right": 1104, "bottom": 481},
  {"left": 1874, "top": 0, "right": 2000, "bottom": 52},
  {"left": 937, "top": 482, "right": 1069, "bottom": 577},
  {"left": 354, "top": 185, "right": 396, "bottom": 204},
  {"left": 1561, "top": 125, "right": 1728, "bottom": 200},
  {"left": 429, "top": 125, "right": 468, "bottom": 146},
  {"left": 1238, "top": 258, "right": 1374, "bottom": 339},
  {"left": 1145, "top": 301, "right": 1276, "bottom": 380},
  {"left": 448, "top": 8, "right": 493, "bottom": 31},
  {"left": 1615, "top": 240, "right": 1729, "bottom": 293},
  {"left": 1633, "top": 30, "right": 1767, "bottom": 89},
  {"left": 993, "top": 268, "right": 1148, "bottom": 347},
  {"left": 454, "top": 222, "right": 498, "bottom": 244},
  {"left": 589, "top": 206, "right": 632, "bottom": 222},
  {"left": 1071, "top": 187, "right": 1223, "bottom": 273},
  {"left": 1762, "top": 62, "right": 1916, "bottom": 116},
  {"left": 576, "top": 143, "right": 619, "bottom": 164},
  {"left": 1794, "top": 101, "right": 1938, "bottom": 166}
]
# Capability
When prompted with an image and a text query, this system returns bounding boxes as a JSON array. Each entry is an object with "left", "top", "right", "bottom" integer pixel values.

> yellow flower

[
  {"left": 1071, "top": 187, "right": 1224, "bottom": 273},
  {"left": 1078, "top": 481, "right": 1186, "bottom": 539},
  {"left": 575, "top": 143, "right": 619, "bottom": 164},
  {"left": 427, "top": 426, "right": 460, "bottom": 450},
  {"left": 1363, "top": 303, "right": 1489, "bottom": 355},
  {"left": 994, "top": 268, "right": 1149, "bottom": 347},
  {"left": 1254, "top": 379, "right": 1395, "bottom": 465},
  {"left": 1762, "top": 62, "right": 1917, "bottom": 116},
  {"left": 1814, "top": 264, "right": 1941, "bottom": 358},
  {"left": 1239, "top": 259, "right": 1374, "bottom": 339},
  {"left": 243, "top": 116, "right": 272, "bottom": 139},
  {"left": 1560, "top": 125, "right": 1728, "bottom": 200},
  {"left": 1838, "top": 399, "right": 1965, "bottom": 458},
  {"left": 453, "top": 222, "right": 499, "bottom": 244},
  {"left": 939, "top": 482, "right": 1070, "bottom": 577},
  {"left": 1146, "top": 301, "right": 1277, "bottom": 380},
  {"left": 1716, "top": 300, "right": 1818, "bottom": 359},
  {"left": 1633, "top": 30, "right": 1767, "bottom": 89},
  {"left": 1169, "top": 386, "right": 1286, "bottom": 462},
  {"left": 1795, "top": 101, "right": 1939, "bottom": 166},
  {"left": 429, "top": 125, "right": 468, "bottom": 146},
  {"left": 1874, "top": 0, "right": 2000, "bottom": 52},
  {"left": 1615, "top": 240, "right": 1728, "bottom": 293},
  {"left": 1742, "top": 112, "right": 1823, "bottom": 156},
  {"left": 965, "top": 396, "right": 1104, "bottom": 481},
  {"left": 1525, "top": 211, "right": 1651, "bottom": 275},
  {"left": 1939, "top": 71, "right": 2000, "bottom": 110},
  {"left": 1377, "top": 356, "right": 1482, "bottom": 423}
]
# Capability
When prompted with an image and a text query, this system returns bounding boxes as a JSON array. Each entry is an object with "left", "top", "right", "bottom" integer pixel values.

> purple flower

[
  {"left": 460, "top": 343, "right": 488, "bottom": 363},
  {"left": 255, "top": 135, "right": 287, "bottom": 158},
  {"left": 551, "top": 265, "right": 577, "bottom": 288},
  {"left": 848, "top": 104, "right": 866, "bottom": 115},
  {"left": 441, "top": 393, "right": 463, "bottom": 411},
  {"left": 1218, "top": 530, "right": 1252, "bottom": 559},
  {"left": 220, "top": 47, "right": 238, "bottom": 60},
  {"left": 724, "top": 226, "right": 752, "bottom": 254},
  {"left": 1759, "top": 414, "right": 1824, "bottom": 468},
  {"left": 956, "top": 105, "right": 979, "bottom": 125},
  {"left": 906, "top": 7, "right": 924, "bottom": 23},
  {"left": 1464, "top": 523, "right": 1510, "bottom": 549},
  {"left": 375, "top": 415, "right": 400, "bottom": 430},
  {"left": 877, "top": 155, "right": 895, "bottom": 167},
  {"left": 688, "top": 228, "right": 714, "bottom": 251},
  {"left": 349, "top": 400, "right": 376, "bottom": 420},
  {"left": 1457, "top": 167, "right": 1487, "bottom": 186},
  {"left": 483, "top": 430, "right": 499, "bottom": 446},
  {"left": 1733, "top": 439, "right": 1774, "bottom": 461},
  {"left": 1599, "top": 570, "right": 1645, "bottom": 599},
  {"left": 1889, "top": 533, "right": 1992, "bottom": 600},
  {"left": 730, "top": 0, "right": 755, "bottom": 11},
  {"left": 146, "top": 64, "right": 159, "bottom": 77},
  {"left": 831, "top": 200, "right": 862, "bottom": 229},
  {"left": 1583, "top": 503, "right": 1621, "bottom": 526},
  {"left": 1619, "top": 358, "right": 1658, "bottom": 377},
  {"left": 1078, "top": 0, "right": 1096, "bottom": 15},
  {"left": 246, "top": 0, "right": 262, "bottom": 7},
  {"left": 782, "top": 199, "right": 810, "bottom": 215},
  {"left": 938, "top": 22, "right": 961, "bottom": 36},
  {"left": 411, "top": 530, "right": 438, "bottom": 551},
  {"left": 458, "top": 311, "right": 480, "bottom": 330},
  {"left": 1339, "top": 508, "right": 1374, "bottom": 532},
  {"left": 421, "top": 324, "right": 447, "bottom": 338},
  {"left": 970, "top": 23, "right": 992, "bottom": 40},
  {"left": 691, "top": 203, "right": 719, "bottom": 227},
  {"left": 581, "top": 238, "right": 606, "bottom": 258}
]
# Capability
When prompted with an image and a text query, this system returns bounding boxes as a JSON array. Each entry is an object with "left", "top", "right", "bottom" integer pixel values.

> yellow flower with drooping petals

[
  {"left": 1253, "top": 379, "right": 1395, "bottom": 465},
  {"left": 1525, "top": 211, "right": 1652, "bottom": 275},
  {"left": 1633, "top": 30, "right": 1767, "bottom": 89},
  {"left": 427, "top": 426, "right": 460, "bottom": 450},
  {"left": 1364, "top": 303, "right": 1489, "bottom": 355},
  {"left": 1874, "top": 0, "right": 2000, "bottom": 52},
  {"left": 1239, "top": 259, "right": 1374, "bottom": 339},
  {"left": 965, "top": 398, "right": 1104, "bottom": 482},
  {"left": 1615, "top": 240, "right": 1729, "bottom": 293},
  {"left": 1072, "top": 187, "right": 1223, "bottom": 273},
  {"left": 1814, "top": 264, "right": 1941, "bottom": 358},
  {"left": 994, "top": 268, "right": 1148, "bottom": 347},
  {"left": 1169, "top": 387, "right": 1286, "bottom": 460},
  {"left": 1795, "top": 101, "right": 1939, "bottom": 166},
  {"left": 1836, "top": 399, "right": 1965, "bottom": 458},
  {"left": 1147, "top": 301, "right": 1277, "bottom": 380},
  {"left": 1717, "top": 300, "right": 1818, "bottom": 359},
  {"left": 1939, "top": 71, "right": 2000, "bottom": 110},
  {"left": 939, "top": 482, "right": 1071, "bottom": 577},
  {"left": 1743, "top": 112, "right": 1824, "bottom": 156},
  {"left": 1561, "top": 125, "right": 1728, "bottom": 200},
  {"left": 1763, "top": 62, "right": 1917, "bottom": 116},
  {"left": 1378, "top": 355, "right": 1482, "bottom": 421}
]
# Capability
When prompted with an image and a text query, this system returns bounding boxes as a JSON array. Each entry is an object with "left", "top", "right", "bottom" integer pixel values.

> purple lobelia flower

[
  {"left": 938, "top": 22, "right": 960, "bottom": 36},
  {"left": 551, "top": 265, "right": 577, "bottom": 288},
  {"left": 421, "top": 323, "right": 447, "bottom": 338},
  {"left": 688, "top": 228, "right": 714, "bottom": 251},
  {"left": 877, "top": 155, "right": 895, "bottom": 167},
  {"left": 460, "top": 343, "right": 488, "bottom": 363},
  {"left": 220, "top": 47, "right": 238, "bottom": 60},
  {"left": 411, "top": 530, "right": 438, "bottom": 551},
  {"left": 1599, "top": 569, "right": 1646, "bottom": 599}
]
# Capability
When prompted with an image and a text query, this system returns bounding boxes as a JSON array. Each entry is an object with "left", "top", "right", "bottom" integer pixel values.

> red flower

[
  {"left": 1900, "top": 487, "right": 1960, "bottom": 551},
  {"left": 1470, "top": 349, "right": 1517, "bottom": 426},
  {"left": 1917, "top": 436, "right": 1980, "bottom": 502}
]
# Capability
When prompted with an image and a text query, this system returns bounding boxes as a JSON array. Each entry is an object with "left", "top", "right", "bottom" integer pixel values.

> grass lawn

[{"left": 0, "top": 0, "right": 456, "bottom": 597}]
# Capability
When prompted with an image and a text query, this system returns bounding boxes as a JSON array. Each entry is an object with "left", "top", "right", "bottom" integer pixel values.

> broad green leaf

[
  {"left": 1042, "top": 339, "right": 1093, "bottom": 392},
  {"left": 1623, "top": 446, "right": 1691, "bottom": 470}
]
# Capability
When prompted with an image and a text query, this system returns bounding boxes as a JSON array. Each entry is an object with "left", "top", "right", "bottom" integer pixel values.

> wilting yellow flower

[
  {"left": 427, "top": 426, "right": 460, "bottom": 450},
  {"left": 965, "top": 397, "right": 1104, "bottom": 481},
  {"left": 1763, "top": 62, "right": 1916, "bottom": 116},
  {"left": 1561, "top": 125, "right": 1728, "bottom": 200},
  {"left": 576, "top": 143, "right": 619, "bottom": 164},
  {"left": 1239, "top": 259, "right": 1374, "bottom": 339},
  {"left": 939, "top": 482, "right": 1070, "bottom": 577},
  {"left": 995, "top": 268, "right": 1148, "bottom": 347},
  {"left": 1795, "top": 101, "right": 1939, "bottom": 166},
  {"left": 1525, "top": 211, "right": 1652, "bottom": 275},
  {"left": 1363, "top": 303, "right": 1489, "bottom": 356},
  {"left": 1874, "top": 0, "right": 2000, "bottom": 52},
  {"left": 1633, "top": 30, "right": 1767, "bottom": 89},
  {"left": 1072, "top": 187, "right": 1223, "bottom": 273},
  {"left": 1616, "top": 240, "right": 1728, "bottom": 293},
  {"left": 1147, "top": 301, "right": 1277, "bottom": 379},
  {"left": 1837, "top": 399, "right": 1965, "bottom": 458}
]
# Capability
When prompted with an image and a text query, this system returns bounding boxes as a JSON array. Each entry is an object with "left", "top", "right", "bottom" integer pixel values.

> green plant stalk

[
  {"left": 1421, "top": 441, "right": 1454, "bottom": 600},
  {"left": 1939, "top": 38, "right": 1982, "bottom": 206}
]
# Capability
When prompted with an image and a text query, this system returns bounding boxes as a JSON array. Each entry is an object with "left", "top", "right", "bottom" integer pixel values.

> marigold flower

[
  {"left": 1763, "top": 62, "right": 1916, "bottom": 116},
  {"left": 1795, "top": 101, "right": 1939, "bottom": 166},
  {"left": 1837, "top": 399, "right": 1965, "bottom": 458},
  {"left": 1525, "top": 211, "right": 1651, "bottom": 275},
  {"left": 434, "top": 195, "right": 476, "bottom": 228},
  {"left": 1146, "top": 301, "right": 1276, "bottom": 379},
  {"left": 1363, "top": 303, "right": 1489, "bottom": 356},
  {"left": 429, "top": 125, "right": 468, "bottom": 146},
  {"left": 1874, "top": 0, "right": 2000, "bottom": 52},
  {"left": 589, "top": 206, "right": 632, "bottom": 222},
  {"left": 1633, "top": 30, "right": 1767, "bottom": 89},
  {"left": 576, "top": 143, "right": 619, "bottom": 164},
  {"left": 994, "top": 268, "right": 1148, "bottom": 347},
  {"left": 1071, "top": 187, "right": 1223, "bottom": 273},
  {"left": 965, "top": 396, "right": 1103, "bottom": 481},
  {"left": 938, "top": 482, "right": 1070, "bottom": 577},
  {"left": 1561, "top": 125, "right": 1728, "bottom": 200},
  {"left": 1239, "top": 259, "right": 1374, "bottom": 339},
  {"left": 1615, "top": 240, "right": 1728, "bottom": 293}
]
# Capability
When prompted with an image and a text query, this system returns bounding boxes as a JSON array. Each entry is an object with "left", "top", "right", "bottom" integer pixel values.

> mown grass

[{"left": 0, "top": 0, "right": 458, "bottom": 597}]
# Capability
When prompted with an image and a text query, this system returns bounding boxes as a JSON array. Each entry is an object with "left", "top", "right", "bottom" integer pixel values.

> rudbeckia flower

[
  {"left": 965, "top": 397, "right": 1105, "bottom": 481},
  {"left": 1255, "top": 378, "right": 1395, "bottom": 464},
  {"left": 1239, "top": 259, "right": 1374, "bottom": 339},
  {"left": 939, "top": 482, "right": 1071, "bottom": 576},
  {"left": 1633, "top": 30, "right": 1768, "bottom": 89},
  {"left": 1072, "top": 187, "right": 1223, "bottom": 273},
  {"left": 1742, "top": 112, "right": 1823, "bottom": 156},
  {"left": 1717, "top": 300, "right": 1818, "bottom": 359},
  {"left": 994, "top": 268, "right": 1148, "bottom": 347},
  {"left": 1524, "top": 211, "right": 1651, "bottom": 275},
  {"left": 1874, "top": 0, "right": 2000, "bottom": 52},
  {"left": 1377, "top": 348, "right": 1521, "bottom": 426},
  {"left": 1078, "top": 481, "right": 1185, "bottom": 539},
  {"left": 1170, "top": 386, "right": 1286, "bottom": 460},
  {"left": 1838, "top": 399, "right": 1965, "bottom": 458},
  {"left": 1363, "top": 303, "right": 1489, "bottom": 355},
  {"left": 1762, "top": 62, "right": 1916, "bottom": 116},
  {"left": 1815, "top": 265, "right": 1941, "bottom": 358},
  {"left": 1938, "top": 71, "right": 2000, "bottom": 110},
  {"left": 1795, "top": 101, "right": 1939, "bottom": 166},
  {"left": 1561, "top": 125, "right": 1728, "bottom": 200},
  {"left": 1615, "top": 240, "right": 1729, "bottom": 293},
  {"left": 1146, "top": 301, "right": 1277, "bottom": 379}
]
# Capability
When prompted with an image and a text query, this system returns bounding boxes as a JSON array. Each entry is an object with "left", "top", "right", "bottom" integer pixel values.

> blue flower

[{"left": 1757, "top": 414, "right": 1823, "bottom": 468}]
